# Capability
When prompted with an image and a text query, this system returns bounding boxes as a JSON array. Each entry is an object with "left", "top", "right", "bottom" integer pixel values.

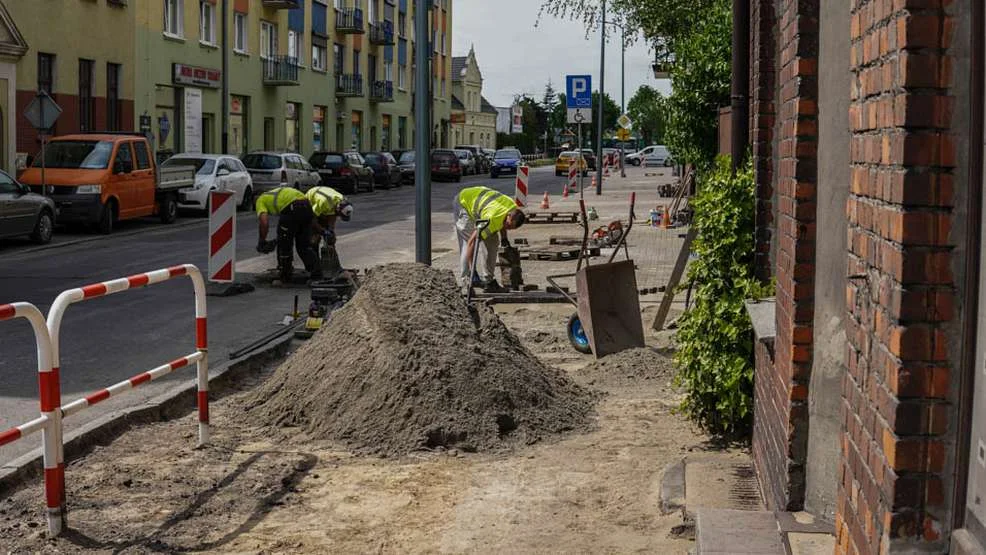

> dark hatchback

[
  {"left": 491, "top": 148, "right": 522, "bottom": 178},
  {"left": 397, "top": 151, "right": 416, "bottom": 184},
  {"left": 431, "top": 149, "right": 462, "bottom": 182},
  {"left": 360, "top": 151, "right": 402, "bottom": 189},
  {"left": 309, "top": 151, "right": 375, "bottom": 194}
]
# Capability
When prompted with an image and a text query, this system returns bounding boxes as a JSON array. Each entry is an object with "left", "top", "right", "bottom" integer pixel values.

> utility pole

[
  {"left": 221, "top": 0, "right": 229, "bottom": 154},
  {"left": 730, "top": 0, "right": 750, "bottom": 174},
  {"left": 620, "top": 25, "right": 626, "bottom": 178},
  {"left": 595, "top": 0, "right": 606, "bottom": 195},
  {"left": 414, "top": 0, "right": 432, "bottom": 264}
]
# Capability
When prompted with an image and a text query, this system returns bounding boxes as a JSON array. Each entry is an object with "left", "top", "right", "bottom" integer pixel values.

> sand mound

[
  {"left": 575, "top": 347, "right": 674, "bottom": 387},
  {"left": 242, "top": 263, "right": 595, "bottom": 456}
]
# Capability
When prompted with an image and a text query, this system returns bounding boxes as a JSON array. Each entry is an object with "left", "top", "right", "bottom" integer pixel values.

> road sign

[
  {"left": 567, "top": 108, "right": 592, "bottom": 124},
  {"left": 565, "top": 75, "right": 592, "bottom": 108},
  {"left": 616, "top": 128, "right": 631, "bottom": 141},
  {"left": 618, "top": 113, "right": 632, "bottom": 130},
  {"left": 24, "top": 91, "right": 62, "bottom": 131}
]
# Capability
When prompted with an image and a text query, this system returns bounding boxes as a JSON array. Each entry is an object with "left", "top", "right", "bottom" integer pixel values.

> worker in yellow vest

[
  {"left": 453, "top": 186, "right": 526, "bottom": 292},
  {"left": 255, "top": 186, "right": 321, "bottom": 282},
  {"left": 306, "top": 186, "right": 354, "bottom": 244}
]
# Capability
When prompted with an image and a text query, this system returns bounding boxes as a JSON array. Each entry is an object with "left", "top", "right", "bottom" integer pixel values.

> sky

[{"left": 451, "top": 0, "right": 672, "bottom": 110}]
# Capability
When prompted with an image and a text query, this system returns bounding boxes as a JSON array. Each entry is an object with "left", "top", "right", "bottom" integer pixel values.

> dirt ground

[{"left": 0, "top": 299, "right": 742, "bottom": 554}]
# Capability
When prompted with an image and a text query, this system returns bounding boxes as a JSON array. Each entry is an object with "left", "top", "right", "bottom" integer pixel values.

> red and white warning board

[
  {"left": 208, "top": 190, "right": 236, "bottom": 283},
  {"left": 515, "top": 165, "right": 529, "bottom": 207},
  {"left": 568, "top": 161, "right": 578, "bottom": 191}
]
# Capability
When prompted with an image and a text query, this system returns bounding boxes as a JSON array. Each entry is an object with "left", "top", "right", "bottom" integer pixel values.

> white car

[
  {"left": 163, "top": 154, "right": 254, "bottom": 211},
  {"left": 627, "top": 145, "right": 671, "bottom": 167}
]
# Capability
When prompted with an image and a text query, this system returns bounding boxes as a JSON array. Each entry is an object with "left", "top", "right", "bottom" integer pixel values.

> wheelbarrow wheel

[{"left": 567, "top": 312, "right": 592, "bottom": 354}]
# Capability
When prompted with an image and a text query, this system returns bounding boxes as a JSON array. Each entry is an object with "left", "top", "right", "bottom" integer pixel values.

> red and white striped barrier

[
  {"left": 209, "top": 191, "right": 236, "bottom": 283},
  {"left": 514, "top": 165, "right": 529, "bottom": 208},
  {"left": 0, "top": 302, "right": 61, "bottom": 535},
  {"left": 568, "top": 161, "right": 578, "bottom": 192}
]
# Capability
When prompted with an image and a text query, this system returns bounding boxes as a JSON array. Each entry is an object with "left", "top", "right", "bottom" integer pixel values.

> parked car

[
  {"left": 162, "top": 154, "right": 254, "bottom": 211},
  {"left": 431, "top": 149, "right": 462, "bottom": 182},
  {"left": 397, "top": 151, "right": 416, "bottom": 185},
  {"left": 579, "top": 149, "right": 598, "bottom": 171},
  {"left": 20, "top": 133, "right": 195, "bottom": 234},
  {"left": 455, "top": 150, "right": 478, "bottom": 176},
  {"left": 241, "top": 151, "right": 320, "bottom": 192},
  {"left": 554, "top": 151, "right": 588, "bottom": 176},
  {"left": 0, "top": 170, "right": 55, "bottom": 244},
  {"left": 455, "top": 145, "right": 489, "bottom": 173},
  {"left": 626, "top": 145, "right": 671, "bottom": 167},
  {"left": 361, "top": 151, "right": 402, "bottom": 189},
  {"left": 490, "top": 148, "right": 522, "bottom": 178},
  {"left": 309, "top": 151, "right": 375, "bottom": 194},
  {"left": 642, "top": 146, "right": 672, "bottom": 167}
]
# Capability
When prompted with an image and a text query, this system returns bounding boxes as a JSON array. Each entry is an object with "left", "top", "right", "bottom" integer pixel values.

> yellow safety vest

[
  {"left": 306, "top": 186, "right": 345, "bottom": 217},
  {"left": 255, "top": 187, "right": 307, "bottom": 215},
  {"left": 458, "top": 186, "right": 516, "bottom": 239}
]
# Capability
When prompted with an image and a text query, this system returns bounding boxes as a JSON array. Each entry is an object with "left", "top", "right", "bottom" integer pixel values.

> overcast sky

[{"left": 452, "top": 0, "right": 672, "bottom": 109}]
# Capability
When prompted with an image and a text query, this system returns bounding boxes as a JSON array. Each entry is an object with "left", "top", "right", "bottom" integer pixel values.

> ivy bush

[{"left": 673, "top": 157, "right": 771, "bottom": 436}]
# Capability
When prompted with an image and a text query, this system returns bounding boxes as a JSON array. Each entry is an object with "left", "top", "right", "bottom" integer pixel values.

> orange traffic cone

[
  {"left": 540, "top": 191, "right": 550, "bottom": 210},
  {"left": 661, "top": 204, "right": 672, "bottom": 229},
  {"left": 590, "top": 175, "right": 597, "bottom": 188}
]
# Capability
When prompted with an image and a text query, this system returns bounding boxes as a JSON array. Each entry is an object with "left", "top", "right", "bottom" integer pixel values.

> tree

[
  {"left": 592, "top": 91, "right": 621, "bottom": 134},
  {"left": 627, "top": 85, "right": 666, "bottom": 145},
  {"left": 541, "top": 81, "right": 560, "bottom": 152}
]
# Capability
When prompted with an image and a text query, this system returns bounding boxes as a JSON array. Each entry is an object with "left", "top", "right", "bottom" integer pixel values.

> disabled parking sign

[{"left": 566, "top": 75, "right": 592, "bottom": 124}]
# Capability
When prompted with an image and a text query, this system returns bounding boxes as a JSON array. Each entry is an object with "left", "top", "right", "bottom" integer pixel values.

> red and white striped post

[
  {"left": 514, "top": 165, "right": 529, "bottom": 208},
  {"left": 0, "top": 302, "right": 61, "bottom": 535},
  {"left": 208, "top": 191, "right": 237, "bottom": 283},
  {"left": 568, "top": 161, "right": 578, "bottom": 192}
]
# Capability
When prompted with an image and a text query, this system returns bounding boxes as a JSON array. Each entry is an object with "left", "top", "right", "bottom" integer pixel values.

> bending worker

[
  {"left": 453, "top": 186, "right": 526, "bottom": 292},
  {"left": 255, "top": 186, "right": 321, "bottom": 282},
  {"left": 306, "top": 185, "right": 354, "bottom": 242}
]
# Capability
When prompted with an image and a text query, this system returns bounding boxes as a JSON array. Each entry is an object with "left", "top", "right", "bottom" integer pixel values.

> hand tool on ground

[{"left": 465, "top": 219, "right": 491, "bottom": 304}]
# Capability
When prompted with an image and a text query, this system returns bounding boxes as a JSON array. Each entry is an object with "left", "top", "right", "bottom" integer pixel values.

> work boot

[{"left": 482, "top": 279, "right": 509, "bottom": 294}]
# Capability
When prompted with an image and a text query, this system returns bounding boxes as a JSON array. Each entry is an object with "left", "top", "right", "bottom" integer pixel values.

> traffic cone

[
  {"left": 661, "top": 204, "right": 672, "bottom": 229},
  {"left": 540, "top": 191, "right": 550, "bottom": 210},
  {"left": 562, "top": 183, "right": 570, "bottom": 199},
  {"left": 590, "top": 175, "right": 597, "bottom": 188}
]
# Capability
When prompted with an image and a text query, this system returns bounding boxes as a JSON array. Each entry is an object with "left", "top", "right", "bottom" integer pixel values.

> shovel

[{"left": 465, "top": 219, "right": 491, "bottom": 304}]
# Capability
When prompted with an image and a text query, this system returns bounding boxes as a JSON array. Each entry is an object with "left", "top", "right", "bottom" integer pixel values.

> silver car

[
  {"left": 0, "top": 170, "right": 55, "bottom": 244},
  {"left": 241, "top": 151, "right": 321, "bottom": 193},
  {"left": 455, "top": 149, "right": 477, "bottom": 176}
]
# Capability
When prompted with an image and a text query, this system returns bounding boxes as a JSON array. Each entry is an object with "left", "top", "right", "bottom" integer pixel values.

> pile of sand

[
  {"left": 243, "top": 263, "right": 595, "bottom": 456},
  {"left": 575, "top": 347, "right": 674, "bottom": 388}
]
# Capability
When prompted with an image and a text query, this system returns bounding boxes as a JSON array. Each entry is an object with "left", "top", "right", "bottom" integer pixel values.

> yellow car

[{"left": 554, "top": 151, "right": 589, "bottom": 177}]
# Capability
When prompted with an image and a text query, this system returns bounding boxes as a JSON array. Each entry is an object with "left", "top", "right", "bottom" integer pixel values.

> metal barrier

[{"left": 0, "top": 302, "right": 62, "bottom": 535}]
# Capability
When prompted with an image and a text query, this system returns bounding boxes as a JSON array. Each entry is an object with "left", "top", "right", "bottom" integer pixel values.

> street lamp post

[
  {"left": 595, "top": 0, "right": 606, "bottom": 195},
  {"left": 603, "top": 20, "right": 627, "bottom": 179}
]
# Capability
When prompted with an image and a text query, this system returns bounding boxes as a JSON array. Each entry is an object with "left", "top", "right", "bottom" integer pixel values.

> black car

[
  {"left": 309, "top": 151, "right": 375, "bottom": 194},
  {"left": 431, "top": 149, "right": 462, "bottom": 182},
  {"left": 580, "top": 149, "right": 598, "bottom": 171},
  {"left": 397, "top": 151, "right": 416, "bottom": 185},
  {"left": 361, "top": 151, "right": 402, "bottom": 189}
]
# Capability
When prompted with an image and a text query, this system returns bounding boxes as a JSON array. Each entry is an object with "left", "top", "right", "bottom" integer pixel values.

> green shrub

[{"left": 673, "top": 157, "right": 771, "bottom": 436}]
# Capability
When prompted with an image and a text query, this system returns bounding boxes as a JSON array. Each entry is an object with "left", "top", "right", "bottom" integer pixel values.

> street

[{"left": 0, "top": 166, "right": 564, "bottom": 464}]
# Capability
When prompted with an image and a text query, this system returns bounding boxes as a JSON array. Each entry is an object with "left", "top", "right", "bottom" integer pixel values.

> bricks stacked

[
  {"left": 750, "top": 0, "right": 819, "bottom": 513},
  {"left": 838, "top": 1, "right": 956, "bottom": 553}
]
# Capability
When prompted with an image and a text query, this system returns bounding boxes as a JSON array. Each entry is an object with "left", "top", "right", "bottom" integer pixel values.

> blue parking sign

[{"left": 566, "top": 75, "right": 592, "bottom": 109}]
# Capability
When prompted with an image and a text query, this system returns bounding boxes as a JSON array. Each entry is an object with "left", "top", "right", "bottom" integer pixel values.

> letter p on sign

[{"left": 566, "top": 75, "right": 593, "bottom": 109}]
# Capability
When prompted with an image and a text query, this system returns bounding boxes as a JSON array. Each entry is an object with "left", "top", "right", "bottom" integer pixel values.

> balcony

[
  {"left": 262, "top": 56, "right": 300, "bottom": 86},
  {"left": 336, "top": 74, "right": 363, "bottom": 97},
  {"left": 368, "top": 21, "right": 394, "bottom": 45},
  {"left": 370, "top": 80, "right": 394, "bottom": 102},
  {"left": 335, "top": 8, "right": 365, "bottom": 34},
  {"left": 262, "top": 0, "right": 300, "bottom": 8}
]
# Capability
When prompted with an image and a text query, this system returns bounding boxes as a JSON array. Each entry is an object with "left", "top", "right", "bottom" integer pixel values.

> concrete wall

[{"left": 804, "top": 1, "right": 851, "bottom": 523}]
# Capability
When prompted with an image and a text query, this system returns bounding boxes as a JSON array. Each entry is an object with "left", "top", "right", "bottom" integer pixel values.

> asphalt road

[{"left": 0, "top": 166, "right": 564, "bottom": 464}]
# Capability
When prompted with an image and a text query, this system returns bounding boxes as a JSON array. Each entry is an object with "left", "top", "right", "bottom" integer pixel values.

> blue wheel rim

[{"left": 570, "top": 317, "right": 589, "bottom": 347}]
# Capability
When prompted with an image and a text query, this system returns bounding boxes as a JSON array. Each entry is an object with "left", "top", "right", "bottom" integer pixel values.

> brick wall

[
  {"left": 751, "top": 0, "right": 777, "bottom": 282},
  {"left": 750, "top": 0, "right": 819, "bottom": 512},
  {"left": 836, "top": 1, "right": 958, "bottom": 552}
]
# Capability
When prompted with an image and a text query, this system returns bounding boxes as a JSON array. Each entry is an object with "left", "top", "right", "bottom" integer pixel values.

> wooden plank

[{"left": 652, "top": 226, "right": 698, "bottom": 331}]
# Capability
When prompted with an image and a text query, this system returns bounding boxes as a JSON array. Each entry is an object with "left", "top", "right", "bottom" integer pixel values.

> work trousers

[
  {"left": 277, "top": 201, "right": 321, "bottom": 280},
  {"left": 453, "top": 198, "right": 497, "bottom": 285}
]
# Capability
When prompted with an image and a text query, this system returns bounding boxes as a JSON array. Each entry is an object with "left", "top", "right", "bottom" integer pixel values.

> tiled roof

[
  {"left": 480, "top": 96, "right": 498, "bottom": 114},
  {"left": 451, "top": 95, "right": 465, "bottom": 110}
]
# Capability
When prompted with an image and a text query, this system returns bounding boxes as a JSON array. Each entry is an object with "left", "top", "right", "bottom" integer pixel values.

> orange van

[{"left": 19, "top": 133, "right": 193, "bottom": 233}]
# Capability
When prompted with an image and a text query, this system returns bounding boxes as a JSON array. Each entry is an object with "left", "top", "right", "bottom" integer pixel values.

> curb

[{"left": 0, "top": 331, "right": 294, "bottom": 498}]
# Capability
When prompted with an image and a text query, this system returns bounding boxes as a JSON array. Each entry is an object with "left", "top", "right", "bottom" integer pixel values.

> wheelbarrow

[{"left": 548, "top": 193, "right": 646, "bottom": 357}]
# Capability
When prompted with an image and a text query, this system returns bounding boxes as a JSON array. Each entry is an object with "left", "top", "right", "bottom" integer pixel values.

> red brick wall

[
  {"left": 16, "top": 90, "right": 134, "bottom": 153},
  {"left": 750, "top": 0, "right": 819, "bottom": 512},
  {"left": 751, "top": 0, "right": 777, "bottom": 282},
  {"left": 836, "top": 1, "right": 958, "bottom": 553}
]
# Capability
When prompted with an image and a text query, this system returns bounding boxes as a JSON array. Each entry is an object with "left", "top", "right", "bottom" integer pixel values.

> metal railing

[
  {"left": 336, "top": 74, "right": 363, "bottom": 97},
  {"left": 370, "top": 80, "right": 394, "bottom": 102},
  {"left": 369, "top": 20, "right": 394, "bottom": 45},
  {"left": 262, "top": 55, "right": 300, "bottom": 85},
  {"left": 335, "top": 7, "right": 365, "bottom": 33}
]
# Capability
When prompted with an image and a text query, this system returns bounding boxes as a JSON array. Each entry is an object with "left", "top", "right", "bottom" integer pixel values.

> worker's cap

[{"left": 339, "top": 201, "right": 354, "bottom": 221}]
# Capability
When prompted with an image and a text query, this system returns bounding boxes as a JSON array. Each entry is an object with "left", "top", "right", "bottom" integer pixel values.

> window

[
  {"left": 200, "top": 1, "right": 216, "bottom": 44},
  {"left": 261, "top": 21, "right": 277, "bottom": 59},
  {"left": 312, "top": 40, "right": 327, "bottom": 71},
  {"left": 234, "top": 12, "right": 247, "bottom": 53},
  {"left": 134, "top": 140, "right": 151, "bottom": 170},
  {"left": 441, "top": 78, "right": 445, "bottom": 97},
  {"left": 288, "top": 30, "right": 303, "bottom": 64},
  {"left": 441, "top": 32, "right": 445, "bottom": 54},
  {"left": 368, "top": 0, "right": 376, "bottom": 23},
  {"left": 398, "top": 62, "right": 406, "bottom": 89},
  {"left": 115, "top": 142, "right": 134, "bottom": 169},
  {"left": 0, "top": 171, "right": 17, "bottom": 194},
  {"left": 432, "top": 30, "right": 437, "bottom": 52},
  {"left": 37, "top": 53, "right": 54, "bottom": 95},
  {"left": 384, "top": 60, "right": 393, "bottom": 82},
  {"left": 164, "top": 0, "right": 184, "bottom": 37},
  {"left": 107, "top": 63, "right": 121, "bottom": 131},
  {"left": 353, "top": 49, "right": 360, "bottom": 75},
  {"left": 334, "top": 43, "right": 344, "bottom": 74},
  {"left": 78, "top": 59, "right": 94, "bottom": 133},
  {"left": 398, "top": 13, "right": 405, "bottom": 36}
]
